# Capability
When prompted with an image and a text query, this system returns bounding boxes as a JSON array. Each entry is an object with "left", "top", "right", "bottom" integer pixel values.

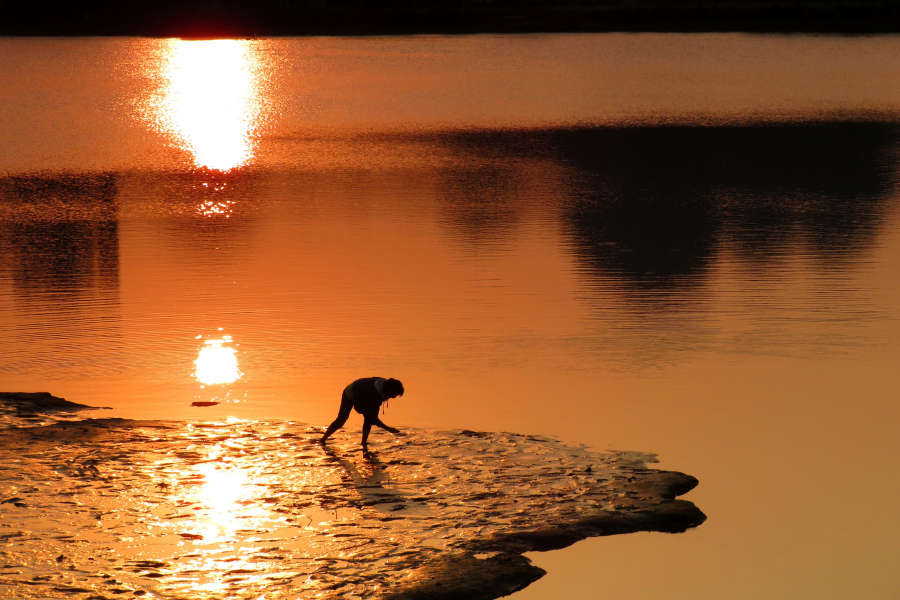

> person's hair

[{"left": 384, "top": 378, "right": 404, "bottom": 398}]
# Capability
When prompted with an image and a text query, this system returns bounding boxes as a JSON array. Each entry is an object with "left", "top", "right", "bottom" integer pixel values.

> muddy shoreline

[
  {"left": 383, "top": 469, "right": 704, "bottom": 600},
  {"left": 0, "top": 394, "right": 705, "bottom": 599}
]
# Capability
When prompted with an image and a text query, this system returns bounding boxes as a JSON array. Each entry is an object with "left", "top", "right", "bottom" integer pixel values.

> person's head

[{"left": 384, "top": 378, "right": 404, "bottom": 399}]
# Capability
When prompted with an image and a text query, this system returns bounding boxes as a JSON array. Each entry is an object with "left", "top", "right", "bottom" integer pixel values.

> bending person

[{"left": 320, "top": 377, "right": 404, "bottom": 456}]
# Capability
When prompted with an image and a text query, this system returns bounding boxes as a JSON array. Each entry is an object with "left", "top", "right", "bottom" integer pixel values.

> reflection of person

[{"left": 320, "top": 377, "right": 404, "bottom": 455}]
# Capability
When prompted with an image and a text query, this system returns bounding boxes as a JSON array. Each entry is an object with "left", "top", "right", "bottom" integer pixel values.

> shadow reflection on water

[
  {"left": 0, "top": 173, "right": 120, "bottom": 298},
  {"left": 429, "top": 121, "right": 900, "bottom": 291},
  {"left": 3, "top": 122, "right": 897, "bottom": 300},
  {"left": 0, "top": 174, "right": 124, "bottom": 372},
  {"left": 1, "top": 121, "right": 897, "bottom": 378},
  {"left": 557, "top": 122, "right": 900, "bottom": 290}
]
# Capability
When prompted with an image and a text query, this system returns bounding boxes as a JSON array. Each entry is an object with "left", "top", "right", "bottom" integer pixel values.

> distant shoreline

[{"left": 2, "top": 2, "right": 900, "bottom": 37}]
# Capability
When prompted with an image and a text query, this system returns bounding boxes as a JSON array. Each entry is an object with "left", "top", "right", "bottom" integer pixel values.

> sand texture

[{"left": 0, "top": 396, "right": 704, "bottom": 599}]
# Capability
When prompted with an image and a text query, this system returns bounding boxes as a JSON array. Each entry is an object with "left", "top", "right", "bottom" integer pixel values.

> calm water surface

[{"left": 1, "top": 34, "right": 899, "bottom": 599}]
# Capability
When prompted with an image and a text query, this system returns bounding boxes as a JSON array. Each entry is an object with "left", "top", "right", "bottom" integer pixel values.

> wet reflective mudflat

[{"left": 0, "top": 403, "right": 700, "bottom": 600}]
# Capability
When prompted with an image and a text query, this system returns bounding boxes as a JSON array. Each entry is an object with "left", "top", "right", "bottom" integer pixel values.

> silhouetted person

[{"left": 321, "top": 377, "right": 404, "bottom": 456}]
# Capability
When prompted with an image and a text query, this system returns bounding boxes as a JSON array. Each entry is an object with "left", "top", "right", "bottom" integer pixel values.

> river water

[{"left": 1, "top": 34, "right": 899, "bottom": 599}]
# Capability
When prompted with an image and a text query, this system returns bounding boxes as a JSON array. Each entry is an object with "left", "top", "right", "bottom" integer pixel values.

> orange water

[{"left": 1, "top": 35, "right": 899, "bottom": 599}]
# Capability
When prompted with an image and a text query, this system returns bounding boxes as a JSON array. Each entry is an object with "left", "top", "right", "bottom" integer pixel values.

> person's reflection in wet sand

[
  {"left": 317, "top": 440, "right": 415, "bottom": 522},
  {"left": 320, "top": 377, "right": 405, "bottom": 457},
  {"left": 319, "top": 443, "right": 388, "bottom": 485}
]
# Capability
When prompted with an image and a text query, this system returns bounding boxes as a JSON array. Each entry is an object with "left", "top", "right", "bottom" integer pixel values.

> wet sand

[{"left": 0, "top": 394, "right": 704, "bottom": 599}]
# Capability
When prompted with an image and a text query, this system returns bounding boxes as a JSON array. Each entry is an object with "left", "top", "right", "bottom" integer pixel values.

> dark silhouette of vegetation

[
  {"left": 555, "top": 122, "right": 899, "bottom": 289},
  {"left": 2, "top": 0, "right": 899, "bottom": 36},
  {"left": 0, "top": 174, "right": 119, "bottom": 297},
  {"left": 423, "top": 122, "right": 899, "bottom": 291}
]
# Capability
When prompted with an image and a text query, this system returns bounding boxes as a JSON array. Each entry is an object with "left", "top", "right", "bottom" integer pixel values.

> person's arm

[{"left": 370, "top": 415, "right": 399, "bottom": 434}]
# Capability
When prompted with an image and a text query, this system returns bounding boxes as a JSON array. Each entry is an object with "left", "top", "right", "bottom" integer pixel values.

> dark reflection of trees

[
  {"left": 0, "top": 174, "right": 120, "bottom": 299},
  {"left": 436, "top": 164, "right": 521, "bottom": 248},
  {"left": 424, "top": 122, "right": 899, "bottom": 291},
  {"left": 554, "top": 123, "right": 899, "bottom": 290},
  {"left": 425, "top": 130, "right": 542, "bottom": 249}
]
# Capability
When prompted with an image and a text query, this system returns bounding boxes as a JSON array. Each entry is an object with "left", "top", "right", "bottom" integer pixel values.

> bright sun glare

[
  {"left": 189, "top": 462, "right": 266, "bottom": 546},
  {"left": 195, "top": 339, "right": 241, "bottom": 385},
  {"left": 157, "top": 39, "right": 261, "bottom": 171},
  {"left": 197, "top": 462, "right": 247, "bottom": 514}
]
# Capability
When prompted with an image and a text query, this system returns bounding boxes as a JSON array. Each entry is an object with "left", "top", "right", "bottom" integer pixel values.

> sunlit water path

[{"left": 1, "top": 35, "right": 900, "bottom": 599}]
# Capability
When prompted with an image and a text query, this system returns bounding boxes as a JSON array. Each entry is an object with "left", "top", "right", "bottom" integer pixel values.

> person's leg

[{"left": 321, "top": 390, "right": 352, "bottom": 443}]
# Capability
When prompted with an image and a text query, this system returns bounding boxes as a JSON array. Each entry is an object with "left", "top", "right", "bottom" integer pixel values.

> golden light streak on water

[
  {"left": 192, "top": 462, "right": 258, "bottom": 540},
  {"left": 195, "top": 338, "right": 242, "bottom": 385},
  {"left": 156, "top": 39, "right": 262, "bottom": 172}
]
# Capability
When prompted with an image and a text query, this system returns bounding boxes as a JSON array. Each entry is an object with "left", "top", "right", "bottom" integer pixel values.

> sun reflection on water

[
  {"left": 195, "top": 337, "right": 242, "bottom": 385},
  {"left": 155, "top": 39, "right": 263, "bottom": 172},
  {"left": 192, "top": 463, "right": 259, "bottom": 541}
]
